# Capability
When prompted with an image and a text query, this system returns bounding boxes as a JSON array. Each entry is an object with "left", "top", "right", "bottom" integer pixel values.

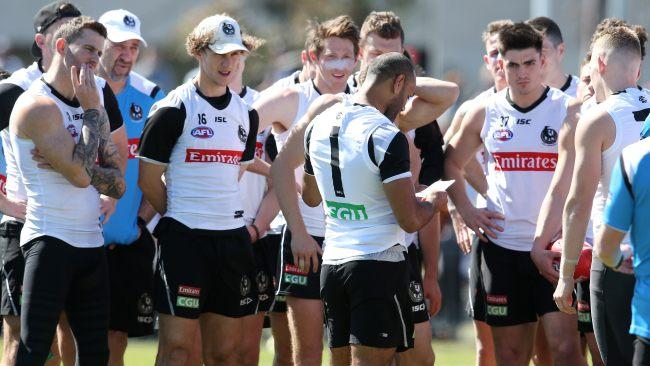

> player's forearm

[
  {"left": 533, "top": 191, "right": 565, "bottom": 251},
  {"left": 464, "top": 157, "right": 487, "bottom": 195},
  {"left": 271, "top": 160, "right": 309, "bottom": 236},
  {"left": 594, "top": 226, "right": 626, "bottom": 268},
  {"left": 137, "top": 198, "right": 157, "bottom": 224},
  {"left": 73, "top": 108, "right": 103, "bottom": 177},
  {"left": 246, "top": 157, "right": 271, "bottom": 178},
  {"left": 419, "top": 213, "right": 440, "bottom": 279},
  {"left": 90, "top": 165, "right": 125, "bottom": 199},
  {"left": 401, "top": 200, "right": 435, "bottom": 233},
  {"left": 139, "top": 176, "right": 167, "bottom": 215},
  {"left": 301, "top": 174, "right": 322, "bottom": 208},
  {"left": 444, "top": 158, "right": 474, "bottom": 212},
  {"left": 560, "top": 196, "right": 593, "bottom": 276},
  {"left": 252, "top": 187, "right": 280, "bottom": 232},
  {"left": 415, "top": 77, "right": 459, "bottom": 111}
]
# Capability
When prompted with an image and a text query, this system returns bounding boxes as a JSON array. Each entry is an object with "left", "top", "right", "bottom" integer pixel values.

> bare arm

[
  {"left": 301, "top": 172, "right": 322, "bottom": 207},
  {"left": 252, "top": 87, "right": 300, "bottom": 132},
  {"left": 89, "top": 118, "right": 125, "bottom": 198},
  {"left": 443, "top": 100, "right": 470, "bottom": 144},
  {"left": 384, "top": 177, "right": 444, "bottom": 233},
  {"left": 594, "top": 225, "right": 627, "bottom": 269},
  {"left": 137, "top": 198, "right": 157, "bottom": 224},
  {"left": 110, "top": 125, "right": 128, "bottom": 173},
  {"left": 396, "top": 77, "right": 459, "bottom": 132},
  {"left": 138, "top": 160, "right": 167, "bottom": 215},
  {"left": 419, "top": 213, "right": 442, "bottom": 316}
]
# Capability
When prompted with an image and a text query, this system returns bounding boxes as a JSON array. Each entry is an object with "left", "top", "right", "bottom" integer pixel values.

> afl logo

[
  {"left": 222, "top": 22, "right": 236, "bottom": 36},
  {"left": 493, "top": 128, "right": 513, "bottom": 141},
  {"left": 66, "top": 124, "right": 78, "bottom": 138},
  {"left": 123, "top": 15, "right": 136, "bottom": 27},
  {"left": 191, "top": 126, "right": 214, "bottom": 138},
  {"left": 540, "top": 126, "right": 558, "bottom": 146},
  {"left": 130, "top": 103, "right": 143, "bottom": 121}
]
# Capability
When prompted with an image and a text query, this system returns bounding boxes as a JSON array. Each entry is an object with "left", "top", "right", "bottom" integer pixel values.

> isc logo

[{"left": 191, "top": 126, "right": 214, "bottom": 138}]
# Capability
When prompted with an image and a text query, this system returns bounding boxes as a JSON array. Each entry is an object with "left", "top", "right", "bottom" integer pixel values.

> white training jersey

[
  {"left": 12, "top": 79, "right": 104, "bottom": 248},
  {"left": 238, "top": 85, "right": 269, "bottom": 225},
  {"left": 274, "top": 80, "right": 326, "bottom": 237},
  {"left": 263, "top": 70, "right": 301, "bottom": 96},
  {"left": 138, "top": 82, "right": 258, "bottom": 231},
  {"left": 590, "top": 87, "right": 649, "bottom": 244},
  {"left": 481, "top": 87, "right": 571, "bottom": 251},
  {"left": 347, "top": 71, "right": 360, "bottom": 94},
  {"left": 559, "top": 74, "right": 579, "bottom": 98},
  {"left": 305, "top": 101, "right": 411, "bottom": 260}
]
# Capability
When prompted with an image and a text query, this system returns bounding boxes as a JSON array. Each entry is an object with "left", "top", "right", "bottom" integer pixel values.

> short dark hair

[
  {"left": 481, "top": 19, "right": 514, "bottom": 43},
  {"left": 305, "top": 15, "right": 360, "bottom": 58},
  {"left": 360, "top": 11, "right": 404, "bottom": 45},
  {"left": 527, "top": 16, "right": 563, "bottom": 46},
  {"left": 52, "top": 15, "right": 106, "bottom": 48},
  {"left": 366, "top": 52, "right": 414, "bottom": 85},
  {"left": 593, "top": 26, "right": 642, "bottom": 59},
  {"left": 590, "top": 18, "right": 647, "bottom": 59},
  {"left": 0, "top": 70, "right": 10, "bottom": 80},
  {"left": 498, "top": 22, "right": 543, "bottom": 55}
]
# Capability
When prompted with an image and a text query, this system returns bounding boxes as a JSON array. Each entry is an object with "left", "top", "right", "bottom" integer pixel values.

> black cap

[{"left": 31, "top": 2, "right": 81, "bottom": 58}]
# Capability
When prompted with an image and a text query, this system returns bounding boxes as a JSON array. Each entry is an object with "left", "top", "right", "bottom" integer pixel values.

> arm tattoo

[
  {"left": 73, "top": 109, "right": 103, "bottom": 175},
  {"left": 90, "top": 137, "right": 125, "bottom": 199}
]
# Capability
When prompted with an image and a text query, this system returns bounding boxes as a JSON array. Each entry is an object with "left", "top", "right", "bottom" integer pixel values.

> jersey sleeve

[
  {"left": 241, "top": 109, "right": 259, "bottom": 165},
  {"left": 0, "top": 83, "right": 24, "bottom": 130},
  {"left": 102, "top": 84, "right": 124, "bottom": 131},
  {"left": 137, "top": 103, "right": 186, "bottom": 164},
  {"left": 369, "top": 124, "right": 412, "bottom": 183},
  {"left": 604, "top": 156, "right": 634, "bottom": 232},
  {"left": 303, "top": 122, "right": 315, "bottom": 175}
]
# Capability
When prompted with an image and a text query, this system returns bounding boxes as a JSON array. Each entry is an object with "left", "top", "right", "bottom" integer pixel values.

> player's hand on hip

[
  {"left": 31, "top": 148, "right": 53, "bottom": 170},
  {"left": 71, "top": 64, "right": 100, "bottom": 111},
  {"left": 458, "top": 206, "right": 504, "bottom": 242},
  {"left": 449, "top": 208, "right": 473, "bottom": 255},
  {"left": 531, "top": 247, "right": 560, "bottom": 283},
  {"left": 553, "top": 277, "right": 576, "bottom": 314},
  {"left": 3, "top": 199, "right": 26, "bottom": 221},
  {"left": 291, "top": 231, "right": 322, "bottom": 273}
]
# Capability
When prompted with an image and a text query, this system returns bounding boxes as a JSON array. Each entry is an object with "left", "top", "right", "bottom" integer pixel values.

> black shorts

[
  {"left": 321, "top": 259, "right": 414, "bottom": 351},
  {"left": 467, "top": 237, "right": 486, "bottom": 322},
  {"left": 252, "top": 234, "right": 279, "bottom": 313},
  {"left": 276, "top": 227, "right": 323, "bottom": 300},
  {"left": 0, "top": 220, "right": 24, "bottom": 316},
  {"left": 479, "top": 239, "right": 558, "bottom": 326},
  {"left": 406, "top": 244, "right": 429, "bottom": 324},
  {"left": 106, "top": 220, "right": 156, "bottom": 336},
  {"left": 18, "top": 236, "right": 109, "bottom": 365},
  {"left": 153, "top": 217, "right": 258, "bottom": 319},
  {"left": 576, "top": 279, "right": 593, "bottom": 333}
]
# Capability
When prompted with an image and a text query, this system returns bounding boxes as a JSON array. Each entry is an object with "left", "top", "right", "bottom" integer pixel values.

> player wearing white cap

[
  {"left": 138, "top": 14, "right": 259, "bottom": 365},
  {"left": 97, "top": 9, "right": 164, "bottom": 366}
]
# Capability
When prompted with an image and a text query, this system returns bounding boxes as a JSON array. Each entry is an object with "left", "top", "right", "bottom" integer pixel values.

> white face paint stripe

[{"left": 322, "top": 59, "right": 355, "bottom": 71}]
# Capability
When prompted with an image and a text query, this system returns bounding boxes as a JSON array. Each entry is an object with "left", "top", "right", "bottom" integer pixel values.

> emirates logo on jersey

[
  {"left": 128, "top": 138, "right": 139, "bottom": 159},
  {"left": 255, "top": 142, "right": 263, "bottom": 158},
  {"left": 0, "top": 174, "right": 6, "bottom": 195},
  {"left": 185, "top": 148, "right": 243, "bottom": 164},
  {"left": 492, "top": 152, "right": 558, "bottom": 171}
]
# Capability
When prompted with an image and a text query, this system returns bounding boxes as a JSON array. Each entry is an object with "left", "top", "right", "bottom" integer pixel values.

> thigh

[
  {"left": 199, "top": 312, "right": 245, "bottom": 356},
  {"left": 209, "top": 228, "right": 258, "bottom": 318},
  {"left": 321, "top": 264, "right": 349, "bottom": 349},
  {"left": 0, "top": 221, "right": 24, "bottom": 317},
  {"left": 348, "top": 260, "right": 413, "bottom": 352},
  {"left": 154, "top": 222, "right": 205, "bottom": 320},
  {"left": 158, "top": 313, "right": 199, "bottom": 351},
  {"left": 351, "top": 344, "right": 395, "bottom": 366},
  {"left": 277, "top": 229, "right": 323, "bottom": 299},
  {"left": 481, "top": 241, "right": 536, "bottom": 326}
]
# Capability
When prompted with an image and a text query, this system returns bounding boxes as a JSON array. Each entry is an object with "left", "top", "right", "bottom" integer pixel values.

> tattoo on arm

[
  {"left": 90, "top": 165, "right": 125, "bottom": 198},
  {"left": 73, "top": 108, "right": 103, "bottom": 175}
]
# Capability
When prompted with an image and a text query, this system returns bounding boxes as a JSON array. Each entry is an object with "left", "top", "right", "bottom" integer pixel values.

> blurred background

[{"left": 1, "top": 0, "right": 649, "bottom": 364}]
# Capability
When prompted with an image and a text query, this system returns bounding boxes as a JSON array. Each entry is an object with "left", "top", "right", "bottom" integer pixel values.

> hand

[
  {"left": 457, "top": 206, "right": 504, "bottom": 242},
  {"left": 450, "top": 207, "right": 473, "bottom": 254},
  {"left": 71, "top": 64, "right": 100, "bottom": 111},
  {"left": 553, "top": 277, "right": 575, "bottom": 314},
  {"left": 424, "top": 189, "right": 448, "bottom": 212},
  {"left": 99, "top": 195, "right": 117, "bottom": 224},
  {"left": 247, "top": 225, "right": 259, "bottom": 243},
  {"left": 291, "top": 230, "right": 323, "bottom": 273},
  {"left": 2, "top": 199, "right": 26, "bottom": 221},
  {"left": 31, "top": 148, "right": 53, "bottom": 170},
  {"left": 530, "top": 247, "right": 560, "bottom": 283},
  {"left": 422, "top": 273, "right": 442, "bottom": 317}
]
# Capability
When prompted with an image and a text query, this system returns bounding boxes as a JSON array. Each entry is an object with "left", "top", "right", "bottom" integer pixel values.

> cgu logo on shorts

[
  {"left": 486, "top": 295, "right": 508, "bottom": 316},
  {"left": 128, "top": 138, "right": 139, "bottom": 159},
  {"left": 185, "top": 149, "right": 243, "bottom": 165},
  {"left": 577, "top": 301, "right": 591, "bottom": 323},
  {"left": 176, "top": 296, "right": 199, "bottom": 309},
  {"left": 191, "top": 126, "right": 214, "bottom": 139},
  {"left": 283, "top": 264, "right": 307, "bottom": 286},
  {"left": 492, "top": 152, "right": 558, "bottom": 172}
]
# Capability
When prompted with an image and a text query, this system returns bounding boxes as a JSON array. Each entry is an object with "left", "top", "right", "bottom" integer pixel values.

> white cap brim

[
  {"left": 208, "top": 42, "right": 248, "bottom": 55},
  {"left": 106, "top": 28, "right": 148, "bottom": 47}
]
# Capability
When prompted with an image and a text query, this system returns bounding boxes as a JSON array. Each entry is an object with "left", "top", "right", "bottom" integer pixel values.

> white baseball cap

[
  {"left": 195, "top": 14, "right": 248, "bottom": 54},
  {"left": 99, "top": 9, "right": 147, "bottom": 47}
]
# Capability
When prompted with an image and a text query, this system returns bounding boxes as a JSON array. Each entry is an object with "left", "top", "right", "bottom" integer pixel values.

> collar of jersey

[
  {"left": 311, "top": 79, "right": 351, "bottom": 96},
  {"left": 506, "top": 86, "right": 549, "bottom": 114},
  {"left": 195, "top": 85, "right": 232, "bottom": 110},
  {"left": 612, "top": 85, "right": 644, "bottom": 95},
  {"left": 560, "top": 74, "right": 573, "bottom": 92},
  {"left": 41, "top": 77, "right": 80, "bottom": 108}
]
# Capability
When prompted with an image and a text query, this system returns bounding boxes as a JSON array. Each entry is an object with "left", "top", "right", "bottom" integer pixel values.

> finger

[
  {"left": 36, "top": 163, "right": 54, "bottom": 170},
  {"left": 71, "top": 65, "right": 79, "bottom": 86},
  {"left": 79, "top": 64, "right": 87, "bottom": 86},
  {"left": 292, "top": 252, "right": 300, "bottom": 271},
  {"left": 485, "top": 210, "right": 505, "bottom": 220},
  {"left": 481, "top": 217, "right": 504, "bottom": 232},
  {"left": 311, "top": 252, "right": 319, "bottom": 273},
  {"left": 478, "top": 223, "right": 498, "bottom": 239},
  {"left": 315, "top": 244, "right": 323, "bottom": 256},
  {"left": 473, "top": 227, "right": 488, "bottom": 242}
]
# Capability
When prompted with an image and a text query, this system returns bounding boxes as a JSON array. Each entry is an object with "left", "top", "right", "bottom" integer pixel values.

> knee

[
  {"left": 497, "top": 348, "right": 528, "bottom": 365},
  {"left": 108, "top": 331, "right": 128, "bottom": 352},
  {"left": 168, "top": 347, "right": 191, "bottom": 365},
  {"left": 549, "top": 340, "right": 580, "bottom": 362}
]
